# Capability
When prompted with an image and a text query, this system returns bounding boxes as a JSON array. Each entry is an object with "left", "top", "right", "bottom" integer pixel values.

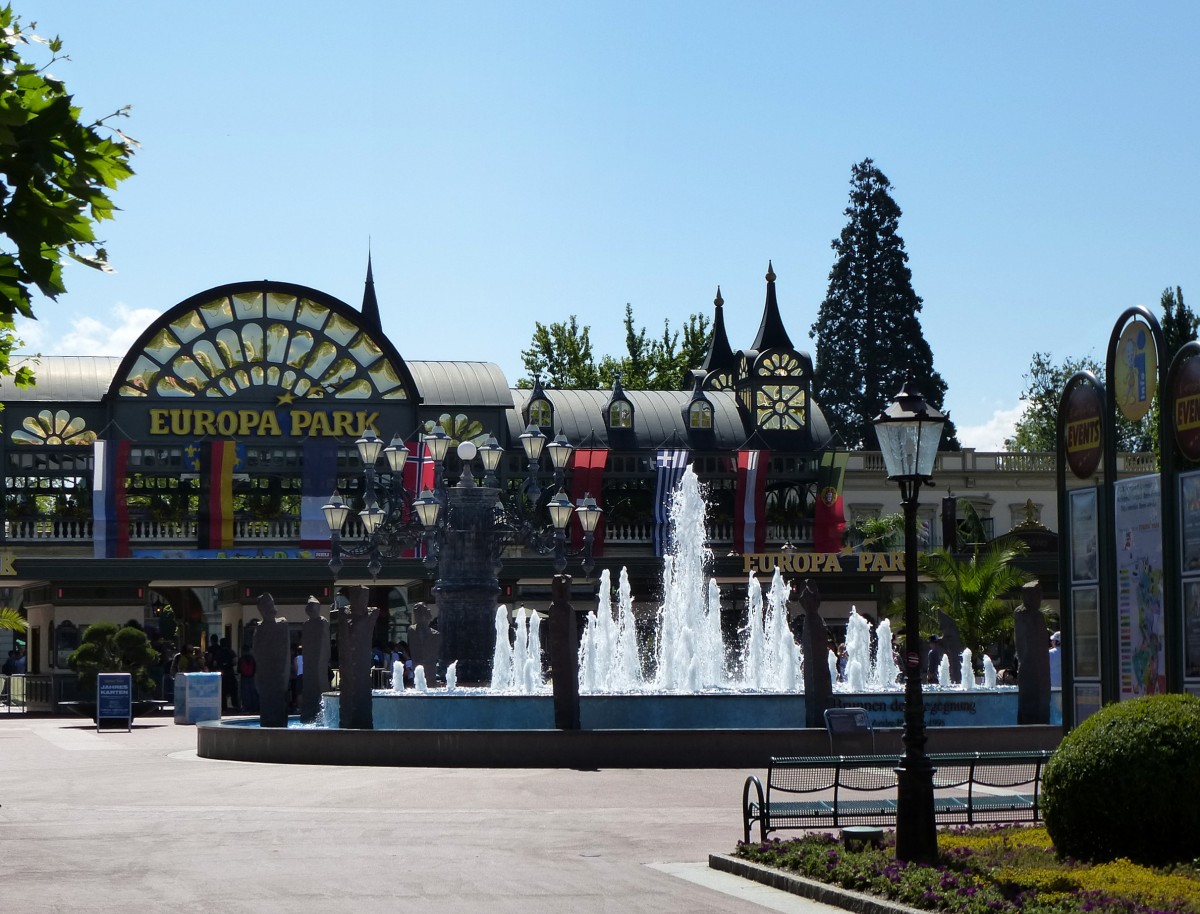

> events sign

[
  {"left": 1172, "top": 350, "right": 1200, "bottom": 461},
  {"left": 1063, "top": 379, "right": 1103, "bottom": 479},
  {"left": 1115, "top": 475, "right": 1166, "bottom": 698}
]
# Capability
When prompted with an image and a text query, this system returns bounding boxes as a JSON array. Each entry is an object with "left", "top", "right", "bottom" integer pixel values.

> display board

[{"left": 96, "top": 672, "right": 132, "bottom": 732}]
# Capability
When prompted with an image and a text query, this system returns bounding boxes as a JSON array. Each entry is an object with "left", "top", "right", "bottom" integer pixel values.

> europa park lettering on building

[
  {"left": 742, "top": 551, "right": 905, "bottom": 574},
  {"left": 148, "top": 408, "right": 381, "bottom": 438}
]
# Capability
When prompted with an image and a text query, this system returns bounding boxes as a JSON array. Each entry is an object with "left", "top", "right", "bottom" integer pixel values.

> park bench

[{"left": 741, "top": 749, "right": 1054, "bottom": 843}]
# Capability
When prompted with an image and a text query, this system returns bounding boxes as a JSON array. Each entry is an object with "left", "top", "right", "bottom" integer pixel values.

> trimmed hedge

[{"left": 1042, "top": 693, "right": 1200, "bottom": 865}]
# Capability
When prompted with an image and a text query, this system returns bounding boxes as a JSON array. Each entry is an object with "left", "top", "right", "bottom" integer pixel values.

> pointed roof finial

[
  {"left": 751, "top": 260, "right": 792, "bottom": 351},
  {"left": 700, "top": 284, "right": 735, "bottom": 379},
  {"left": 360, "top": 251, "right": 382, "bottom": 336}
]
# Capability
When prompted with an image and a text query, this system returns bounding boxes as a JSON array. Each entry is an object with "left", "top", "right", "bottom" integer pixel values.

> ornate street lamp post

[
  {"left": 322, "top": 424, "right": 602, "bottom": 682},
  {"left": 873, "top": 381, "right": 946, "bottom": 866}
]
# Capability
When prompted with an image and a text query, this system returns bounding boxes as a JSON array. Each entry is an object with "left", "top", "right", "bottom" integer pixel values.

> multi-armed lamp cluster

[{"left": 321, "top": 424, "right": 603, "bottom": 579}]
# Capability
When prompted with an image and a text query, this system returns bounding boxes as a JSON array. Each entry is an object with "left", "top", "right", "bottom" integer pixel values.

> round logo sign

[
  {"left": 1064, "top": 380, "right": 1103, "bottom": 479},
  {"left": 1113, "top": 319, "right": 1157, "bottom": 422},
  {"left": 1172, "top": 352, "right": 1200, "bottom": 461}
]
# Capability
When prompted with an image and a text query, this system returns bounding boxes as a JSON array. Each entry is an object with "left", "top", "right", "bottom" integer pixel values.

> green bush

[
  {"left": 67, "top": 622, "right": 159, "bottom": 695},
  {"left": 1042, "top": 693, "right": 1200, "bottom": 865}
]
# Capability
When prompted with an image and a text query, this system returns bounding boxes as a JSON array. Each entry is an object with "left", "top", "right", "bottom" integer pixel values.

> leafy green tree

[
  {"left": 1006, "top": 292, "right": 1196, "bottom": 456},
  {"left": 67, "top": 621, "right": 158, "bottom": 694},
  {"left": 0, "top": 6, "right": 137, "bottom": 385},
  {"left": 1005, "top": 352, "right": 1101, "bottom": 452},
  {"left": 1160, "top": 285, "right": 1196, "bottom": 360},
  {"left": 810, "top": 159, "right": 959, "bottom": 450},
  {"left": 916, "top": 539, "right": 1030, "bottom": 660},
  {"left": 519, "top": 316, "right": 602, "bottom": 388},
  {"left": 520, "top": 305, "right": 710, "bottom": 390}
]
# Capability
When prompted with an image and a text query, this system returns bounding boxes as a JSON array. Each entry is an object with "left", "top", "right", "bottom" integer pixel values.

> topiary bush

[
  {"left": 1042, "top": 693, "right": 1200, "bottom": 865},
  {"left": 67, "top": 622, "right": 159, "bottom": 696}
]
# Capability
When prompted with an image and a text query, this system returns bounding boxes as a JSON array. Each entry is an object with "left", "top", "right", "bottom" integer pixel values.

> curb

[{"left": 708, "top": 853, "right": 923, "bottom": 914}]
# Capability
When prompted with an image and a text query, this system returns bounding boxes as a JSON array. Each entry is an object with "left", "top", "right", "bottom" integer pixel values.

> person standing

[
  {"left": 238, "top": 646, "right": 258, "bottom": 713},
  {"left": 1049, "top": 631, "right": 1062, "bottom": 688},
  {"left": 924, "top": 635, "right": 944, "bottom": 683}
]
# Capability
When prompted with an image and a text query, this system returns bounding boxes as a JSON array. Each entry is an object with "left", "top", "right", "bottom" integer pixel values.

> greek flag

[{"left": 653, "top": 448, "right": 690, "bottom": 557}]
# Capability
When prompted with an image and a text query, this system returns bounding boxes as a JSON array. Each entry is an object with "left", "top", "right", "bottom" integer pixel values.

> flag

[
  {"left": 93, "top": 439, "right": 131, "bottom": 558},
  {"left": 401, "top": 439, "right": 437, "bottom": 558},
  {"left": 653, "top": 448, "right": 690, "bottom": 557},
  {"left": 198, "top": 440, "right": 240, "bottom": 549},
  {"left": 570, "top": 449, "right": 607, "bottom": 555},
  {"left": 300, "top": 439, "right": 339, "bottom": 546},
  {"left": 734, "top": 449, "right": 769, "bottom": 554},
  {"left": 813, "top": 450, "right": 850, "bottom": 553}
]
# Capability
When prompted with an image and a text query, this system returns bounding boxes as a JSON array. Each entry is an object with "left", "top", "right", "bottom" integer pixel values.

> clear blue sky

[{"left": 11, "top": 1, "right": 1200, "bottom": 450}]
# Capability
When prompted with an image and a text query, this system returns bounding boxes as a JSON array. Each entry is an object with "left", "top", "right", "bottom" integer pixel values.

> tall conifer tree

[{"left": 810, "top": 159, "right": 959, "bottom": 449}]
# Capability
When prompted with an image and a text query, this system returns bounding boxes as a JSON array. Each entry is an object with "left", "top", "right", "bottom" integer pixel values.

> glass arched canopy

[{"left": 112, "top": 284, "right": 412, "bottom": 401}]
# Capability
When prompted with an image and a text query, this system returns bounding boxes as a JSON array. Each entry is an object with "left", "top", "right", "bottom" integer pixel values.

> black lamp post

[
  {"left": 321, "top": 424, "right": 601, "bottom": 580},
  {"left": 872, "top": 381, "right": 946, "bottom": 866}
]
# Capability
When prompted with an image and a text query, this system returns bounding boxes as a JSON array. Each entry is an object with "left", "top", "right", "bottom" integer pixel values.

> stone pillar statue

[
  {"left": 548, "top": 574, "right": 580, "bottom": 730},
  {"left": 408, "top": 602, "right": 442, "bottom": 684},
  {"left": 1014, "top": 580, "right": 1051, "bottom": 724},
  {"left": 254, "top": 593, "right": 291, "bottom": 728},
  {"left": 338, "top": 585, "right": 380, "bottom": 730},
  {"left": 300, "top": 596, "right": 330, "bottom": 724},
  {"left": 937, "top": 610, "right": 966, "bottom": 684},
  {"left": 798, "top": 581, "right": 833, "bottom": 729}
]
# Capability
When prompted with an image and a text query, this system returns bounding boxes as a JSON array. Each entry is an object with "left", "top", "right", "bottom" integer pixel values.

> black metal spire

[
  {"left": 700, "top": 285, "right": 736, "bottom": 375},
  {"left": 750, "top": 260, "right": 792, "bottom": 351},
  {"left": 361, "top": 252, "right": 382, "bottom": 336}
]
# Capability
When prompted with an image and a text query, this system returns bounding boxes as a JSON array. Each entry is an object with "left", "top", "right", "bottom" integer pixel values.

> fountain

[{"left": 198, "top": 466, "right": 1060, "bottom": 767}]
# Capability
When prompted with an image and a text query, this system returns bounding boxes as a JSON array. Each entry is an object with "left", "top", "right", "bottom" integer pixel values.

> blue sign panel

[{"left": 97, "top": 672, "right": 133, "bottom": 731}]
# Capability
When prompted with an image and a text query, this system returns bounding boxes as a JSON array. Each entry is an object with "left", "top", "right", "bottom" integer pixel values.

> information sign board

[{"left": 96, "top": 672, "right": 133, "bottom": 731}]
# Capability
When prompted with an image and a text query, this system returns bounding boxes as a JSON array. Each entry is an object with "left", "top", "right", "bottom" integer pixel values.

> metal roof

[
  {"left": 1, "top": 356, "right": 121, "bottom": 402},
  {"left": 506, "top": 387, "right": 833, "bottom": 450},
  {"left": 407, "top": 361, "right": 514, "bottom": 409}
]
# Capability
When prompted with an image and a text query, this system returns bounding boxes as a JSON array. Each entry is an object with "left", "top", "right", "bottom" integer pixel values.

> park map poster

[{"left": 1115, "top": 475, "right": 1167, "bottom": 698}]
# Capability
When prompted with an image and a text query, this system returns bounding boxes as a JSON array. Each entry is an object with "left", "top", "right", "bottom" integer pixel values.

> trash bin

[{"left": 174, "top": 672, "right": 222, "bottom": 724}]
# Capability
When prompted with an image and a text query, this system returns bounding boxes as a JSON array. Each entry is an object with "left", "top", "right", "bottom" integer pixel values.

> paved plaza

[{"left": 1, "top": 714, "right": 844, "bottom": 914}]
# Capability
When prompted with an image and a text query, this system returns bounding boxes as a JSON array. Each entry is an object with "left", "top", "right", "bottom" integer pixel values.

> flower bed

[{"left": 735, "top": 826, "right": 1200, "bottom": 914}]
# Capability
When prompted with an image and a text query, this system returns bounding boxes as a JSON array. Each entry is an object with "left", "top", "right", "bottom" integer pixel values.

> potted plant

[{"left": 67, "top": 622, "right": 160, "bottom": 717}]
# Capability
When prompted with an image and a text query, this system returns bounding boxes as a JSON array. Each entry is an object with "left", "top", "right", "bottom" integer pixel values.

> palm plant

[
  {"left": 847, "top": 512, "right": 904, "bottom": 551},
  {"left": 1, "top": 607, "right": 27, "bottom": 633},
  {"left": 916, "top": 539, "right": 1030, "bottom": 659}
]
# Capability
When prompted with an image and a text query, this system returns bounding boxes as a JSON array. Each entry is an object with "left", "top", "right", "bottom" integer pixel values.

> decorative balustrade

[
  {"left": 0, "top": 450, "right": 1158, "bottom": 551},
  {"left": 4, "top": 516, "right": 302, "bottom": 546}
]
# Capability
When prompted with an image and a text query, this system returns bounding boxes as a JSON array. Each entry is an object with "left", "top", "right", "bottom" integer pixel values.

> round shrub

[{"left": 1042, "top": 693, "right": 1200, "bottom": 865}]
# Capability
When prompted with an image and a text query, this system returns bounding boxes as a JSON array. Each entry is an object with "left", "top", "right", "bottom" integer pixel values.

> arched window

[
  {"left": 609, "top": 400, "right": 632, "bottom": 429},
  {"left": 688, "top": 400, "right": 713, "bottom": 430},
  {"left": 529, "top": 398, "right": 552, "bottom": 428}
]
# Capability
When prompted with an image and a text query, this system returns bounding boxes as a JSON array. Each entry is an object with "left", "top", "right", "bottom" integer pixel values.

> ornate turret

[
  {"left": 699, "top": 286, "right": 736, "bottom": 389},
  {"left": 750, "top": 261, "right": 792, "bottom": 352},
  {"left": 360, "top": 254, "right": 382, "bottom": 336}
]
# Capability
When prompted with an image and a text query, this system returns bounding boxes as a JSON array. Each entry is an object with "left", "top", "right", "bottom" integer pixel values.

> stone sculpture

[
  {"left": 337, "top": 585, "right": 379, "bottom": 730},
  {"left": 300, "top": 596, "right": 330, "bottom": 724},
  {"left": 1014, "top": 580, "right": 1051, "bottom": 724},
  {"left": 255, "top": 593, "right": 291, "bottom": 728}
]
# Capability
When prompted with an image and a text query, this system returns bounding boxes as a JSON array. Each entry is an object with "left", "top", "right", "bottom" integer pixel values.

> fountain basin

[{"left": 317, "top": 688, "right": 1059, "bottom": 730}]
